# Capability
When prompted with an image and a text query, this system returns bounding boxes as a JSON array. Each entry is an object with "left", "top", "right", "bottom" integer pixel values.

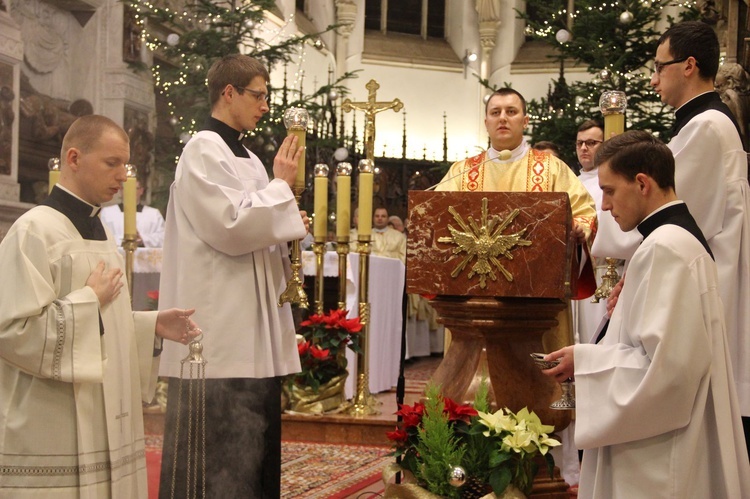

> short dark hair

[
  {"left": 577, "top": 119, "right": 603, "bottom": 133},
  {"left": 532, "top": 141, "right": 561, "bottom": 156},
  {"left": 206, "top": 54, "right": 270, "bottom": 107},
  {"left": 485, "top": 88, "right": 527, "bottom": 115},
  {"left": 62, "top": 115, "right": 128, "bottom": 163},
  {"left": 658, "top": 21, "right": 719, "bottom": 81},
  {"left": 594, "top": 130, "right": 675, "bottom": 190}
]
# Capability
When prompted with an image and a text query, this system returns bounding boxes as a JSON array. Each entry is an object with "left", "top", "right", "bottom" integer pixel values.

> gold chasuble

[{"left": 436, "top": 145, "right": 597, "bottom": 351}]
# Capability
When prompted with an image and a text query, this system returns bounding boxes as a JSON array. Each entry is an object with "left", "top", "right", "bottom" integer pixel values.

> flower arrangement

[
  {"left": 386, "top": 384, "right": 560, "bottom": 498},
  {"left": 291, "top": 309, "right": 363, "bottom": 393}
]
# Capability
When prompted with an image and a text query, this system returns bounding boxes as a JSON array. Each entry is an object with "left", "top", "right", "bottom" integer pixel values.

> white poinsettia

[{"left": 477, "top": 409, "right": 516, "bottom": 436}]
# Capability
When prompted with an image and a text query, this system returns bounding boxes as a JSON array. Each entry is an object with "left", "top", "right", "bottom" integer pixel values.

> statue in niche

[
  {"left": 697, "top": 0, "right": 721, "bottom": 25},
  {"left": 123, "top": 6, "right": 142, "bottom": 63},
  {"left": 0, "top": 85, "right": 14, "bottom": 175},
  {"left": 476, "top": 0, "right": 501, "bottom": 22},
  {"left": 18, "top": 75, "right": 80, "bottom": 143},
  {"left": 124, "top": 108, "right": 154, "bottom": 185},
  {"left": 715, "top": 62, "right": 750, "bottom": 147}
]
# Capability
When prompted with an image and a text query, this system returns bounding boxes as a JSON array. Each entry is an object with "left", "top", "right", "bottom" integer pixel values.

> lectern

[{"left": 407, "top": 191, "right": 580, "bottom": 432}]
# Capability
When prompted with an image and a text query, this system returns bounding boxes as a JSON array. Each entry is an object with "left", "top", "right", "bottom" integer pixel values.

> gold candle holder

[
  {"left": 597, "top": 91, "right": 627, "bottom": 301},
  {"left": 278, "top": 108, "right": 310, "bottom": 309},
  {"left": 123, "top": 164, "right": 138, "bottom": 306},
  {"left": 346, "top": 159, "right": 380, "bottom": 416},
  {"left": 600, "top": 90, "right": 627, "bottom": 139},
  {"left": 312, "top": 164, "right": 329, "bottom": 315},
  {"left": 335, "top": 162, "right": 352, "bottom": 310}
]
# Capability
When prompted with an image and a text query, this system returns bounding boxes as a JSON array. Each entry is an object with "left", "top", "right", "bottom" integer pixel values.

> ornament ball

[
  {"left": 619, "top": 11, "right": 634, "bottom": 25},
  {"left": 448, "top": 466, "right": 467, "bottom": 487},
  {"left": 555, "top": 29, "right": 571, "bottom": 44}
]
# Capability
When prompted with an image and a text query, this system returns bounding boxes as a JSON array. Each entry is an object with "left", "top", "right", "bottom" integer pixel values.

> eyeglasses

[
  {"left": 233, "top": 85, "right": 269, "bottom": 102},
  {"left": 575, "top": 139, "right": 603, "bottom": 149},
  {"left": 653, "top": 57, "right": 688, "bottom": 75}
]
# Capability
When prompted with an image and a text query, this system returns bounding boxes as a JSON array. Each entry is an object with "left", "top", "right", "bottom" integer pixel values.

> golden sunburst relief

[{"left": 437, "top": 197, "right": 532, "bottom": 289}]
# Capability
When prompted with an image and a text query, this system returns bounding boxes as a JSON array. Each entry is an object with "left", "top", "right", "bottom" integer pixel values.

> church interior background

[
  {"left": 2, "top": 0, "right": 746, "bottom": 235},
  {"left": 1, "top": 0, "right": 748, "bottom": 496}
]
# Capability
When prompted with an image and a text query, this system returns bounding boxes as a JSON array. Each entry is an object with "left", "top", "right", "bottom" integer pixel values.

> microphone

[{"left": 426, "top": 149, "right": 512, "bottom": 191}]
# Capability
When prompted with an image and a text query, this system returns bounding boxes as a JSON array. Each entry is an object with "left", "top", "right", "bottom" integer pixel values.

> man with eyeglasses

[
  {"left": 158, "top": 54, "right": 309, "bottom": 498},
  {"left": 592, "top": 21, "right": 750, "bottom": 458}
]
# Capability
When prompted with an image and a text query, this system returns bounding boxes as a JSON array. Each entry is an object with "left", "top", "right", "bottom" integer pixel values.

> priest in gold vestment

[{"left": 436, "top": 88, "right": 597, "bottom": 351}]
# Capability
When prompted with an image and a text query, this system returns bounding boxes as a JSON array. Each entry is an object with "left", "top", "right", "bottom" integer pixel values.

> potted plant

[
  {"left": 385, "top": 384, "right": 560, "bottom": 498},
  {"left": 284, "top": 309, "right": 363, "bottom": 414}
]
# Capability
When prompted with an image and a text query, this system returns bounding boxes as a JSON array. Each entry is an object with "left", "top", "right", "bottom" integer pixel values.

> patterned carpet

[
  {"left": 146, "top": 435, "right": 392, "bottom": 499},
  {"left": 404, "top": 355, "right": 442, "bottom": 394},
  {"left": 145, "top": 357, "right": 439, "bottom": 498}
]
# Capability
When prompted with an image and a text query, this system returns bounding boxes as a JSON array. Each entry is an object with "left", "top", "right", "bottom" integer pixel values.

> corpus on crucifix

[{"left": 342, "top": 79, "right": 403, "bottom": 160}]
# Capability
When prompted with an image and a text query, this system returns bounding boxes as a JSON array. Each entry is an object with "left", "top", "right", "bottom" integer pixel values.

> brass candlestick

[
  {"left": 335, "top": 162, "right": 352, "bottom": 310},
  {"left": 336, "top": 236, "right": 349, "bottom": 310},
  {"left": 279, "top": 108, "right": 310, "bottom": 309},
  {"left": 345, "top": 159, "right": 379, "bottom": 416},
  {"left": 312, "top": 164, "right": 329, "bottom": 315},
  {"left": 345, "top": 235, "right": 380, "bottom": 416},
  {"left": 123, "top": 164, "right": 138, "bottom": 306},
  {"left": 312, "top": 241, "right": 326, "bottom": 315}
]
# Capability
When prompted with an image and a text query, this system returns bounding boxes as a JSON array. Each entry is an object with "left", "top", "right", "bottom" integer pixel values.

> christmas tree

[
  {"left": 123, "top": 0, "right": 357, "bottom": 209},
  {"left": 518, "top": 0, "right": 699, "bottom": 167}
]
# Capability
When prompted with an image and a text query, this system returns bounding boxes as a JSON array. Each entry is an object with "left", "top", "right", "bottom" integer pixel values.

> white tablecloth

[{"left": 302, "top": 251, "right": 405, "bottom": 397}]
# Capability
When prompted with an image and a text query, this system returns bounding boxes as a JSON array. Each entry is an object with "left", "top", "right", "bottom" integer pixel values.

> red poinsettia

[
  {"left": 291, "top": 309, "right": 363, "bottom": 393},
  {"left": 444, "top": 397, "right": 478, "bottom": 423}
]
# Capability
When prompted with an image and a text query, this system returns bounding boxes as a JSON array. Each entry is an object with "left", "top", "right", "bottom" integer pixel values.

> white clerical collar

[
  {"left": 56, "top": 184, "right": 101, "bottom": 217},
  {"left": 373, "top": 227, "right": 389, "bottom": 234},
  {"left": 640, "top": 200, "right": 684, "bottom": 223},
  {"left": 488, "top": 140, "right": 529, "bottom": 163}
]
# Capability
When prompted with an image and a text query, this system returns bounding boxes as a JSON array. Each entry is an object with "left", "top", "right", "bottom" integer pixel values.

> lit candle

[
  {"left": 283, "top": 108, "right": 310, "bottom": 191},
  {"left": 357, "top": 159, "right": 374, "bottom": 237},
  {"left": 599, "top": 90, "right": 627, "bottom": 139},
  {"left": 313, "top": 164, "right": 329, "bottom": 243},
  {"left": 123, "top": 164, "right": 137, "bottom": 236},
  {"left": 48, "top": 158, "right": 60, "bottom": 194},
  {"left": 336, "top": 163, "right": 352, "bottom": 239}
]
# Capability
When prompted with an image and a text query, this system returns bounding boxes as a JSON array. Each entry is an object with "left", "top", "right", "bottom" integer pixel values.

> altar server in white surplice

[
  {"left": 0, "top": 115, "right": 199, "bottom": 498},
  {"left": 545, "top": 131, "right": 750, "bottom": 499},
  {"left": 158, "top": 54, "right": 308, "bottom": 499},
  {"left": 592, "top": 21, "right": 750, "bottom": 453}
]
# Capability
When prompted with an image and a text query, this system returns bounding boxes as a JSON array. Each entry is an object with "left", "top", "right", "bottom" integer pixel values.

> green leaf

[{"left": 489, "top": 467, "right": 512, "bottom": 495}]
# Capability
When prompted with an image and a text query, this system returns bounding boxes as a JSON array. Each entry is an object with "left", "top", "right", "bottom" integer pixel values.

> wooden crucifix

[{"left": 342, "top": 79, "right": 404, "bottom": 160}]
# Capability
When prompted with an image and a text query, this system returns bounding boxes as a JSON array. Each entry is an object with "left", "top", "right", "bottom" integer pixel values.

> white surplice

[
  {"left": 591, "top": 105, "right": 750, "bottom": 416},
  {"left": 576, "top": 222, "right": 750, "bottom": 498},
  {"left": 100, "top": 204, "right": 166, "bottom": 248},
  {"left": 0, "top": 207, "right": 159, "bottom": 498},
  {"left": 158, "top": 130, "right": 306, "bottom": 379}
]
